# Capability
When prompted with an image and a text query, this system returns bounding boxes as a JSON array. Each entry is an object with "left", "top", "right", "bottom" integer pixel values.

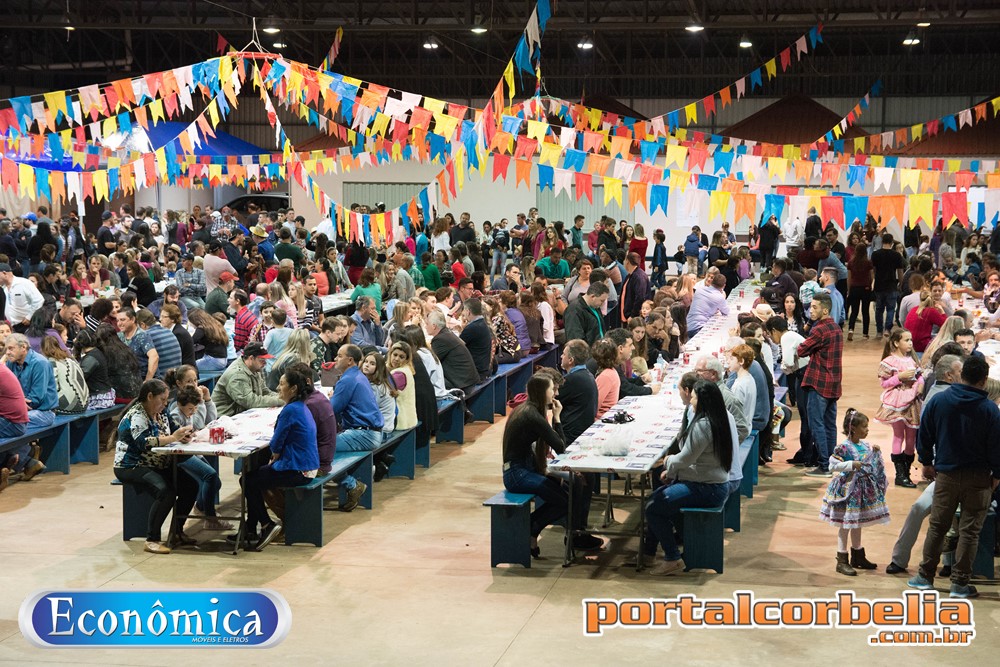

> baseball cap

[
  {"left": 181, "top": 252, "right": 195, "bottom": 261},
  {"left": 219, "top": 271, "right": 238, "bottom": 282},
  {"left": 23, "top": 212, "right": 37, "bottom": 222},
  {"left": 242, "top": 342, "right": 273, "bottom": 359},
  {"left": 0, "top": 263, "right": 12, "bottom": 272},
  {"left": 101, "top": 211, "right": 113, "bottom": 220},
  {"left": 250, "top": 225, "right": 268, "bottom": 238}
]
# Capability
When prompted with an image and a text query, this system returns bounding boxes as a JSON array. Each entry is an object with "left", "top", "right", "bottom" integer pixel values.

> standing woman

[
  {"left": 642, "top": 380, "right": 734, "bottom": 575},
  {"left": 845, "top": 242, "right": 874, "bottom": 341},
  {"left": 113, "top": 379, "right": 197, "bottom": 554},
  {"left": 782, "top": 293, "right": 806, "bottom": 334},
  {"left": 501, "top": 373, "right": 602, "bottom": 557},
  {"left": 758, "top": 215, "right": 781, "bottom": 270},
  {"left": 431, "top": 217, "right": 451, "bottom": 255},
  {"left": 188, "top": 308, "right": 229, "bottom": 371},
  {"left": 629, "top": 224, "right": 649, "bottom": 272}
]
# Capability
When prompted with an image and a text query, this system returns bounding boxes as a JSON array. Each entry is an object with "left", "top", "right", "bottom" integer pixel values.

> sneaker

[
  {"left": 648, "top": 559, "right": 685, "bottom": 576},
  {"left": 21, "top": 460, "right": 46, "bottom": 481},
  {"left": 771, "top": 442, "right": 786, "bottom": 451},
  {"left": 144, "top": 540, "right": 171, "bottom": 555},
  {"left": 225, "top": 531, "right": 259, "bottom": 547},
  {"left": 949, "top": 583, "right": 979, "bottom": 599},
  {"left": 203, "top": 517, "right": 235, "bottom": 531},
  {"left": 847, "top": 331, "right": 854, "bottom": 341},
  {"left": 341, "top": 481, "right": 367, "bottom": 512},
  {"left": 907, "top": 574, "right": 934, "bottom": 590},
  {"left": 254, "top": 522, "right": 283, "bottom": 552},
  {"left": 804, "top": 467, "right": 832, "bottom": 477}
]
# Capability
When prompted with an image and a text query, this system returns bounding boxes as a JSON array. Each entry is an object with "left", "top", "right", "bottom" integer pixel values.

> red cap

[{"left": 219, "top": 271, "right": 238, "bottom": 282}]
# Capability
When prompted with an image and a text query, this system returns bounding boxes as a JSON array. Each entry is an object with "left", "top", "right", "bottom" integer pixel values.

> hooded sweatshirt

[{"left": 917, "top": 383, "right": 1000, "bottom": 478}]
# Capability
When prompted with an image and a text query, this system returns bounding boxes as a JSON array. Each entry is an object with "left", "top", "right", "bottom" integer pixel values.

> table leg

[
  {"left": 602, "top": 473, "right": 614, "bottom": 528},
  {"left": 168, "top": 458, "right": 179, "bottom": 547},
  {"left": 562, "top": 473, "right": 574, "bottom": 568},
  {"left": 233, "top": 457, "right": 249, "bottom": 556},
  {"left": 636, "top": 474, "right": 647, "bottom": 573}
]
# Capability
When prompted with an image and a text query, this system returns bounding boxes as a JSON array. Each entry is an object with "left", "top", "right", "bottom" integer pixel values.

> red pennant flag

[
  {"left": 574, "top": 172, "right": 593, "bottom": 203},
  {"left": 942, "top": 191, "right": 968, "bottom": 226},
  {"left": 821, "top": 196, "right": 846, "bottom": 229},
  {"left": 779, "top": 48, "right": 792, "bottom": 71},
  {"left": 216, "top": 34, "right": 228, "bottom": 55},
  {"left": 702, "top": 95, "right": 715, "bottom": 117},
  {"left": 492, "top": 154, "right": 511, "bottom": 182}
]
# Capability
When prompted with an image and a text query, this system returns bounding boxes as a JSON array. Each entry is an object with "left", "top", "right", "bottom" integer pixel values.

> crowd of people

[{"left": 0, "top": 202, "right": 997, "bottom": 594}]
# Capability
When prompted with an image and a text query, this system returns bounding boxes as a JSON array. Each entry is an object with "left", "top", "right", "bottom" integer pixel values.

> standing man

[
  {"left": 97, "top": 211, "right": 118, "bottom": 255},
  {"left": 619, "top": 252, "right": 650, "bottom": 320},
  {"left": 273, "top": 228, "right": 305, "bottom": 271},
  {"left": 784, "top": 216, "right": 804, "bottom": 260},
  {"left": 820, "top": 267, "right": 845, "bottom": 326},
  {"left": 330, "top": 344, "right": 380, "bottom": 511},
  {"left": 231, "top": 289, "right": 258, "bottom": 352},
  {"left": 250, "top": 225, "right": 275, "bottom": 265},
  {"left": 871, "top": 233, "right": 905, "bottom": 336},
  {"left": 908, "top": 356, "right": 1000, "bottom": 599},
  {"left": 804, "top": 206, "right": 823, "bottom": 240},
  {"left": 0, "top": 262, "right": 44, "bottom": 332},
  {"left": 796, "top": 292, "right": 843, "bottom": 477}
]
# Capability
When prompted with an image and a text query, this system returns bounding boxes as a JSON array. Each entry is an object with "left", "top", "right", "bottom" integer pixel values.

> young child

[
  {"left": 170, "top": 386, "right": 230, "bottom": 532},
  {"left": 875, "top": 328, "right": 924, "bottom": 488},
  {"left": 819, "top": 409, "right": 890, "bottom": 576},
  {"left": 650, "top": 229, "right": 667, "bottom": 288},
  {"left": 798, "top": 268, "right": 821, "bottom": 309}
]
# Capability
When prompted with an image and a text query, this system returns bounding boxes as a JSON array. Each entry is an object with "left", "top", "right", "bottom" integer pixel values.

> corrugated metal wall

[
  {"left": 535, "top": 184, "right": 629, "bottom": 226},
  {"left": 342, "top": 182, "right": 426, "bottom": 210}
]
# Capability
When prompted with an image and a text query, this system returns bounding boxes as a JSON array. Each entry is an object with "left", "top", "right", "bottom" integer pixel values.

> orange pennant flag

[
  {"left": 514, "top": 159, "right": 532, "bottom": 188},
  {"left": 628, "top": 181, "right": 648, "bottom": 211}
]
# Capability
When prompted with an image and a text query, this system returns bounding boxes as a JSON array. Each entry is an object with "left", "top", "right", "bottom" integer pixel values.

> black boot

[
  {"left": 902, "top": 454, "right": 918, "bottom": 487},
  {"left": 892, "top": 454, "right": 916, "bottom": 488},
  {"left": 850, "top": 547, "right": 877, "bottom": 570},
  {"left": 836, "top": 552, "right": 857, "bottom": 576}
]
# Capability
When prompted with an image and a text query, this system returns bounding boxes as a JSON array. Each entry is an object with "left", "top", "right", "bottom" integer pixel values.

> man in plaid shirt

[
  {"left": 796, "top": 291, "right": 843, "bottom": 476},
  {"left": 230, "top": 289, "right": 258, "bottom": 352}
]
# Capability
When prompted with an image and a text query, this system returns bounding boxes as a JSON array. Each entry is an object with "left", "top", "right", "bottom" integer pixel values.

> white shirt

[
  {"left": 538, "top": 300, "right": 555, "bottom": 345},
  {"left": 779, "top": 330, "right": 809, "bottom": 372},
  {"left": 730, "top": 373, "right": 757, "bottom": 429},
  {"left": 785, "top": 217, "right": 804, "bottom": 247},
  {"left": 3, "top": 276, "right": 44, "bottom": 324}
]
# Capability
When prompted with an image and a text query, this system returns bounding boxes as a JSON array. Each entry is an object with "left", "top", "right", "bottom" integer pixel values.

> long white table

[{"left": 550, "top": 280, "right": 762, "bottom": 569}]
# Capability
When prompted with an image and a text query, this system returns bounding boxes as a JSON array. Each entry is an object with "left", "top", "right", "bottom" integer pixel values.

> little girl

[
  {"left": 875, "top": 327, "right": 924, "bottom": 488},
  {"left": 819, "top": 409, "right": 890, "bottom": 576},
  {"left": 362, "top": 352, "right": 398, "bottom": 482},
  {"left": 169, "top": 386, "right": 230, "bottom": 532}
]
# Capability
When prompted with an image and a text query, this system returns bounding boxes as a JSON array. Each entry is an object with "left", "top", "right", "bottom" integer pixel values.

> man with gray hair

[
  {"left": 426, "top": 309, "right": 479, "bottom": 393},
  {"left": 558, "top": 339, "right": 598, "bottom": 445},
  {"left": 885, "top": 354, "right": 964, "bottom": 576},
  {"left": 694, "top": 354, "right": 750, "bottom": 442},
  {"left": 350, "top": 295, "right": 386, "bottom": 353}
]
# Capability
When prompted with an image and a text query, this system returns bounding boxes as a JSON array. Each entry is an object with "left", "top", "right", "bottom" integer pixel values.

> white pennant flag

[
  {"left": 788, "top": 195, "right": 810, "bottom": 226},
  {"left": 873, "top": 167, "right": 894, "bottom": 192},
  {"left": 741, "top": 154, "right": 762, "bottom": 179},
  {"left": 612, "top": 159, "right": 636, "bottom": 182},
  {"left": 560, "top": 127, "right": 577, "bottom": 150},
  {"left": 553, "top": 168, "right": 573, "bottom": 198},
  {"left": 748, "top": 182, "right": 770, "bottom": 205},
  {"left": 984, "top": 189, "right": 1000, "bottom": 226},
  {"left": 958, "top": 109, "right": 973, "bottom": 129}
]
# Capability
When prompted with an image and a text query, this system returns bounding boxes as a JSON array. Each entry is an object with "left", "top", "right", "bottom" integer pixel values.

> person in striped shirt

[
  {"left": 230, "top": 289, "right": 258, "bottom": 353},
  {"left": 135, "top": 309, "right": 182, "bottom": 380}
]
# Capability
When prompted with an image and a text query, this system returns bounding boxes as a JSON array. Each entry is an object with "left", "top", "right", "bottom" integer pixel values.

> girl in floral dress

[
  {"left": 875, "top": 327, "right": 924, "bottom": 488},
  {"left": 820, "top": 409, "right": 890, "bottom": 576}
]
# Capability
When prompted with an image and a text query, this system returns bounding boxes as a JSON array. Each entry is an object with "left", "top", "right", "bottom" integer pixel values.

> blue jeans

[
  {"left": 27, "top": 409, "right": 55, "bottom": 430},
  {"left": 336, "top": 428, "right": 380, "bottom": 490},
  {"left": 490, "top": 251, "right": 507, "bottom": 281},
  {"left": 179, "top": 455, "right": 221, "bottom": 517},
  {"left": 197, "top": 355, "right": 228, "bottom": 372},
  {"left": 874, "top": 290, "right": 897, "bottom": 334},
  {"left": 502, "top": 462, "right": 591, "bottom": 537},
  {"left": 804, "top": 388, "right": 838, "bottom": 472},
  {"left": 180, "top": 296, "right": 206, "bottom": 310},
  {"left": 0, "top": 417, "right": 29, "bottom": 472},
  {"left": 645, "top": 480, "right": 728, "bottom": 561}
]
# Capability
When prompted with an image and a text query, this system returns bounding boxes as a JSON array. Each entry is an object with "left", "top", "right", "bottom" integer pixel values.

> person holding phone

[{"left": 113, "top": 379, "right": 198, "bottom": 555}]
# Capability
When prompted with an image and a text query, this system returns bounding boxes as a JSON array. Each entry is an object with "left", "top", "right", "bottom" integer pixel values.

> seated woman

[
  {"left": 592, "top": 339, "right": 620, "bottom": 419},
  {"left": 501, "top": 373, "right": 601, "bottom": 558},
  {"left": 169, "top": 385, "right": 230, "bottom": 532},
  {"left": 113, "top": 379, "right": 197, "bottom": 555},
  {"left": 40, "top": 335, "right": 89, "bottom": 413},
  {"left": 68, "top": 259, "right": 95, "bottom": 296},
  {"left": 388, "top": 341, "right": 418, "bottom": 432},
  {"left": 73, "top": 329, "right": 116, "bottom": 409},
  {"left": 160, "top": 304, "right": 196, "bottom": 367},
  {"left": 125, "top": 260, "right": 157, "bottom": 307},
  {"left": 240, "top": 365, "right": 319, "bottom": 551},
  {"left": 189, "top": 308, "right": 229, "bottom": 371},
  {"left": 94, "top": 323, "right": 141, "bottom": 404},
  {"left": 267, "top": 329, "right": 314, "bottom": 391},
  {"left": 641, "top": 380, "right": 734, "bottom": 575}
]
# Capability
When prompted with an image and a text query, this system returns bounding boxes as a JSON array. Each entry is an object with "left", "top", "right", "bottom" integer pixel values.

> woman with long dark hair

[
  {"left": 125, "top": 261, "right": 157, "bottom": 307},
  {"left": 501, "top": 373, "right": 602, "bottom": 557},
  {"left": 94, "top": 323, "right": 141, "bottom": 403},
  {"left": 188, "top": 308, "right": 229, "bottom": 371},
  {"left": 641, "top": 380, "right": 734, "bottom": 575},
  {"left": 845, "top": 242, "right": 874, "bottom": 341}
]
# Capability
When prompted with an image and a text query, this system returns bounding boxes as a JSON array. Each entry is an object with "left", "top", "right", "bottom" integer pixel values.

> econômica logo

[{"left": 19, "top": 590, "right": 290, "bottom": 648}]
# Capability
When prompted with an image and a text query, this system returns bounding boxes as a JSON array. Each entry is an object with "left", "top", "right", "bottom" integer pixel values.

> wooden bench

[
  {"left": 483, "top": 490, "right": 535, "bottom": 568},
  {"left": 373, "top": 427, "right": 419, "bottom": 480},
  {"left": 283, "top": 450, "right": 374, "bottom": 547},
  {"left": 0, "top": 416, "right": 72, "bottom": 475},
  {"left": 435, "top": 397, "right": 464, "bottom": 444}
]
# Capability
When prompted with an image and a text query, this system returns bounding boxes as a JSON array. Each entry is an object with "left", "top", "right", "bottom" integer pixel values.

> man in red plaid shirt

[
  {"left": 230, "top": 289, "right": 258, "bottom": 353},
  {"left": 796, "top": 291, "right": 843, "bottom": 476}
]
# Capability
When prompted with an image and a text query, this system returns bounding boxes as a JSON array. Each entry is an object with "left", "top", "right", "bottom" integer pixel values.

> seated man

[
  {"left": 426, "top": 310, "right": 480, "bottom": 393},
  {"left": 350, "top": 295, "right": 387, "bottom": 353},
  {"left": 3, "top": 333, "right": 59, "bottom": 477},
  {"left": 329, "top": 344, "right": 382, "bottom": 511},
  {"left": 535, "top": 247, "right": 571, "bottom": 281},
  {"left": 117, "top": 307, "right": 159, "bottom": 382},
  {"left": 0, "top": 361, "right": 37, "bottom": 487},
  {"left": 606, "top": 328, "right": 660, "bottom": 398},
  {"left": 459, "top": 298, "right": 494, "bottom": 381},
  {"left": 146, "top": 285, "right": 190, "bottom": 324},
  {"left": 205, "top": 271, "right": 237, "bottom": 318},
  {"left": 557, "top": 339, "right": 598, "bottom": 446},
  {"left": 212, "top": 342, "right": 285, "bottom": 417},
  {"left": 135, "top": 309, "right": 181, "bottom": 380},
  {"left": 491, "top": 262, "right": 522, "bottom": 292}
]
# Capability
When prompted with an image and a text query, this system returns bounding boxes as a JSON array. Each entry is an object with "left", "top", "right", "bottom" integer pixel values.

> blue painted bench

[
  {"left": 435, "top": 397, "right": 464, "bottom": 444},
  {"left": 0, "top": 416, "right": 72, "bottom": 475},
  {"left": 373, "top": 427, "right": 419, "bottom": 480},
  {"left": 492, "top": 348, "right": 558, "bottom": 417},
  {"left": 483, "top": 491, "right": 534, "bottom": 568},
  {"left": 198, "top": 369, "right": 226, "bottom": 393},
  {"left": 283, "top": 451, "right": 374, "bottom": 547},
  {"left": 740, "top": 432, "right": 759, "bottom": 499},
  {"left": 465, "top": 379, "right": 495, "bottom": 425}
]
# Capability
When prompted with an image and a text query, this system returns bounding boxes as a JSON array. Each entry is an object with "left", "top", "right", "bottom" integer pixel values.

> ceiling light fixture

[
  {"left": 739, "top": 34, "right": 752, "bottom": 48},
  {"left": 262, "top": 16, "right": 280, "bottom": 34},
  {"left": 685, "top": 23, "right": 704, "bottom": 33},
  {"left": 902, "top": 30, "right": 920, "bottom": 46},
  {"left": 423, "top": 36, "right": 440, "bottom": 49},
  {"left": 470, "top": 16, "right": 488, "bottom": 34},
  {"left": 916, "top": 21, "right": 931, "bottom": 27},
  {"left": 63, "top": 0, "right": 74, "bottom": 31},
  {"left": 577, "top": 36, "right": 594, "bottom": 50},
  {"left": 272, "top": 41, "right": 286, "bottom": 49}
]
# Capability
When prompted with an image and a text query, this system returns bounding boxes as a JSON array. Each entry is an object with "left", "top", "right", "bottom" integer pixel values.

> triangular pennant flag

[
  {"left": 603, "top": 177, "right": 623, "bottom": 206},
  {"left": 628, "top": 181, "right": 648, "bottom": 212},
  {"left": 574, "top": 171, "right": 593, "bottom": 203}
]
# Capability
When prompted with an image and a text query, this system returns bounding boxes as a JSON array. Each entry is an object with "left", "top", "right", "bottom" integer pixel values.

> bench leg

[
  {"left": 415, "top": 430, "right": 430, "bottom": 468},
  {"left": 468, "top": 385, "right": 495, "bottom": 424},
  {"left": 973, "top": 510, "right": 996, "bottom": 578},
  {"left": 682, "top": 511, "right": 725, "bottom": 574},
  {"left": 70, "top": 417, "right": 100, "bottom": 465},
  {"left": 751, "top": 432, "right": 759, "bottom": 486},
  {"left": 490, "top": 505, "right": 532, "bottom": 568},
  {"left": 724, "top": 491, "right": 741, "bottom": 532},
  {"left": 284, "top": 486, "right": 324, "bottom": 547},
  {"left": 122, "top": 484, "right": 155, "bottom": 541},
  {"left": 436, "top": 403, "right": 465, "bottom": 445},
  {"left": 493, "top": 376, "right": 508, "bottom": 417},
  {"left": 38, "top": 424, "right": 71, "bottom": 475},
  {"left": 387, "top": 431, "right": 416, "bottom": 480}
]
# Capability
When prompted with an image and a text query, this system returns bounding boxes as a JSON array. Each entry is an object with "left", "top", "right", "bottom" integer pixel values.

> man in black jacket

[
  {"left": 804, "top": 207, "right": 823, "bottom": 240},
  {"left": 557, "top": 339, "right": 598, "bottom": 445},
  {"left": 426, "top": 309, "right": 480, "bottom": 392},
  {"left": 619, "top": 252, "right": 650, "bottom": 320},
  {"left": 459, "top": 298, "right": 494, "bottom": 380},
  {"left": 563, "top": 282, "right": 609, "bottom": 346},
  {"left": 606, "top": 328, "right": 661, "bottom": 397}
]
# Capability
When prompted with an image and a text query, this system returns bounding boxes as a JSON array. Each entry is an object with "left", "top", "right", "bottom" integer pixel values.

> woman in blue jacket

[{"left": 242, "top": 365, "right": 318, "bottom": 551}]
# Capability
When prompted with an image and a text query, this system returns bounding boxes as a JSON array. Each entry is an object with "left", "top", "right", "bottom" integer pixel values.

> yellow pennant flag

[
  {"left": 93, "top": 170, "right": 109, "bottom": 203},
  {"left": 684, "top": 103, "right": 698, "bottom": 124},
  {"left": 603, "top": 177, "right": 623, "bottom": 206},
  {"left": 101, "top": 116, "right": 118, "bottom": 138},
  {"left": 526, "top": 120, "right": 548, "bottom": 141},
  {"left": 947, "top": 159, "right": 962, "bottom": 173},
  {"left": 991, "top": 97, "right": 1000, "bottom": 116},
  {"left": 854, "top": 137, "right": 866, "bottom": 153},
  {"left": 371, "top": 112, "right": 390, "bottom": 137},
  {"left": 767, "top": 157, "right": 788, "bottom": 180},
  {"left": 675, "top": 128, "right": 688, "bottom": 142},
  {"left": 433, "top": 113, "right": 459, "bottom": 140},
  {"left": 502, "top": 61, "right": 515, "bottom": 99},
  {"left": 155, "top": 148, "right": 169, "bottom": 182},
  {"left": 665, "top": 144, "right": 688, "bottom": 168},
  {"left": 709, "top": 190, "right": 731, "bottom": 220},
  {"left": 588, "top": 107, "right": 602, "bottom": 131},
  {"left": 44, "top": 91, "right": 68, "bottom": 120},
  {"left": 423, "top": 98, "right": 446, "bottom": 115},
  {"left": 150, "top": 98, "right": 166, "bottom": 125},
  {"left": 765, "top": 58, "right": 777, "bottom": 79},
  {"left": 670, "top": 170, "right": 690, "bottom": 192},
  {"left": 911, "top": 124, "right": 923, "bottom": 141},
  {"left": 899, "top": 169, "right": 920, "bottom": 193},
  {"left": 455, "top": 148, "right": 466, "bottom": 192},
  {"left": 18, "top": 163, "right": 35, "bottom": 198},
  {"left": 870, "top": 155, "right": 884, "bottom": 168},
  {"left": 539, "top": 141, "right": 562, "bottom": 167},
  {"left": 804, "top": 188, "right": 826, "bottom": 212},
  {"left": 908, "top": 193, "right": 934, "bottom": 227}
]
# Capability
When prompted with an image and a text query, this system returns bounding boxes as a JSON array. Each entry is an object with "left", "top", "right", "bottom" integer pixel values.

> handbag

[{"left": 320, "top": 362, "right": 342, "bottom": 389}]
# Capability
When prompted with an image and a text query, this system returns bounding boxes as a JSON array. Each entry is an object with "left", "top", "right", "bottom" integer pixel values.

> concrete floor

[{"left": 1, "top": 337, "right": 998, "bottom": 664}]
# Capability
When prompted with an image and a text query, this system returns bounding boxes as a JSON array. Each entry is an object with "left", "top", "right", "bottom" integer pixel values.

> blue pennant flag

[
  {"left": 749, "top": 68, "right": 763, "bottom": 90},
  {"left": 843, "top": 195, "right": 868, "bottom": 225},
  {"left": 650, "top": 185, "right": 669, "bottom": 216},
  {"left": 763, "top": 194, "right": 785, "bottom": 222},
  {"left": 713, "top": 150, "right": 734, "bottom": 176},
  {"left": 667, "top": 110, "right": 680, "bottom": 132},
  {"left": 537, "top": 164, "right": 555, "bottom": 191}
]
